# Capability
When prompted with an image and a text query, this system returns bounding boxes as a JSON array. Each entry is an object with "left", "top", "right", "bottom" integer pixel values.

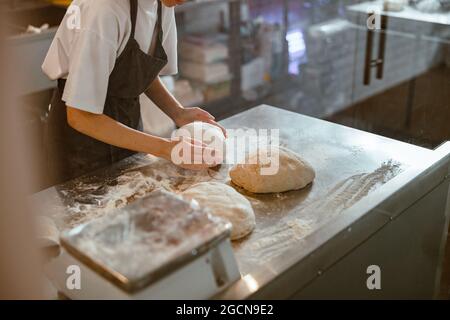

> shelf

[
  {"left": 348, "top": 0, "right": 450, "bottom": 26},
  {"left": 6, "top": 0, "right": 240, "bottom": 11},
  {"left": 175, "top": 0, "right": 239, "bottom": 14},
  {"left": 0, "top": 0, "right": 53, "bottom": 12}
]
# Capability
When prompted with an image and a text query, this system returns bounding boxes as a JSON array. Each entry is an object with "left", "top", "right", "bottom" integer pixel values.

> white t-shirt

[{"left": 42, "top": 0, "right": 178, "bottom": 114}]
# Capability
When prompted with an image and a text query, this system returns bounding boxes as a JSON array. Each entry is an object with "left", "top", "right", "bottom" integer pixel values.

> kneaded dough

[
  {"left": 229, "top": 146, "right": 315, "bottom": 193},
  {"left": 182, "top": 182, "right": 255, "bottom": 240},
  {"left": 174, "top": 121, "right": 225, "bottom": 148}
]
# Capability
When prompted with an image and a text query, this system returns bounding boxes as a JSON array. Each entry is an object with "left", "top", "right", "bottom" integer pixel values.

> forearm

[
  {"left": 144, "top": 77, "right": 184, "bottom": 124},
  {"left": 67, "top": 107, "right": 171, "bottom": 159},
  {"left": 144, "top": 77, "right": 227, "bottom": 136}
]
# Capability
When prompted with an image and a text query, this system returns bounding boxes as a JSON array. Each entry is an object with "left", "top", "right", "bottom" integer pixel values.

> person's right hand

[{"left": 163, "top": 137, "right": 222, "bottom": 171}]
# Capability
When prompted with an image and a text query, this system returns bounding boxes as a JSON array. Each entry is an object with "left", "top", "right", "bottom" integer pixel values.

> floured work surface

[
  {"left": 32, "top": 105, "right": 435, "bottom": 277},
  {"left": 60, "top": 190, "right": 231, "bottom": 293}
]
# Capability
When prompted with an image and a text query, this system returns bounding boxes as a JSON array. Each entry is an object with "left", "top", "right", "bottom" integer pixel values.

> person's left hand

[{"left": 175, "top": 107, "right": 227, "bottom": 137}]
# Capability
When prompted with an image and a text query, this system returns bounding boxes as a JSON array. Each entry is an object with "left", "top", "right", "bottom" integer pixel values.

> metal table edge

[{"left": 216, "top": 141, "right": 450, "bottom": 299}]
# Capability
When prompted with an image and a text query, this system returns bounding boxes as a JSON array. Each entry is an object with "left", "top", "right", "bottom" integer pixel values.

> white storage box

[{"left": 179, "top": 61, "right": 230, "bottom": 84}]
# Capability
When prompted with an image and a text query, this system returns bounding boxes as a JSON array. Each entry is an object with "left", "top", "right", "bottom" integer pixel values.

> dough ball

[
  {"left": 173, "top": 122, "right": 226, "bottom": 164},
  {"left": 229, "top": 146, "right": 315, "bottom": 193},
  {"left": 182, "top": 182, "right": 255, "bottom": 240},
  {"left": 174, "top": 121, "right": 225, "bottom": 148}
]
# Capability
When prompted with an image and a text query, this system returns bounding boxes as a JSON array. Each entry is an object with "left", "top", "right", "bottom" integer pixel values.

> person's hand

[
  {"left": 161, "top": 137, "right": 222, "bottom": 171},
  {"left": 161, "top": 0, "right": 186, "bottom": 8},
  {"left": 174, "top": 107, "right": 227, "bottom": 137}
]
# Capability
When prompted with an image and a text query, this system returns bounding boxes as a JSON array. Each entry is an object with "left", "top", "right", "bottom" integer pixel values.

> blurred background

[{"left": 0, "top": 1, "right": 44, "bottom": 299}]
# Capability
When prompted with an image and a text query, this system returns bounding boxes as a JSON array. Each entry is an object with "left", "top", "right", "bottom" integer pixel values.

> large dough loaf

[
  {"left": 182, "top": 182, "right": 255, "bottom": 240},
  {"left": 229, "top": 146, "right": 315, "bottom": 193}
]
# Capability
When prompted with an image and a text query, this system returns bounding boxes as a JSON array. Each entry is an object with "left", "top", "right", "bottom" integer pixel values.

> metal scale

[{"left": 45, "top": 190, "right": 241, "bottom": 299}]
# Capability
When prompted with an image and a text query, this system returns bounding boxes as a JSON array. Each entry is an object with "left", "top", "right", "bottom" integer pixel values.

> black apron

[{"left": 47, "top": 0, "right": 168, "bottom": 185}]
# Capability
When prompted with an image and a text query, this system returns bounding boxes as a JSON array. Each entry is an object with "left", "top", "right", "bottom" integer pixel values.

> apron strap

[
  {"left": 156, "top": 0, "right": 163, "bottom": 43},
  {"left": 153, "top": 0, "right": 167, "bottom": 59},
  {"left": 57, "top": 79, "right": 66, "bottom": 92},
  {"left": 130, "top": 0, "right": 138, "bottom": 39}
]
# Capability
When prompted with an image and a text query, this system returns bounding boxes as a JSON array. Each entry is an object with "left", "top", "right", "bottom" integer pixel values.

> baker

[{"left": 42, "top": 0, "right": 225, "bottom": 185}]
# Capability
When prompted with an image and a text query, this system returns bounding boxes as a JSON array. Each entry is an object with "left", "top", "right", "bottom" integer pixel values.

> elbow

[{"left": 66, "top": 107, "right": 89, "bottom": 132}]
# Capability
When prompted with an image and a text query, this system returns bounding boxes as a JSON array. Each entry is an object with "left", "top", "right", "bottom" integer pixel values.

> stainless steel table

[{"left": 33, "top": 105, "right": 450, "bottom": 299}]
